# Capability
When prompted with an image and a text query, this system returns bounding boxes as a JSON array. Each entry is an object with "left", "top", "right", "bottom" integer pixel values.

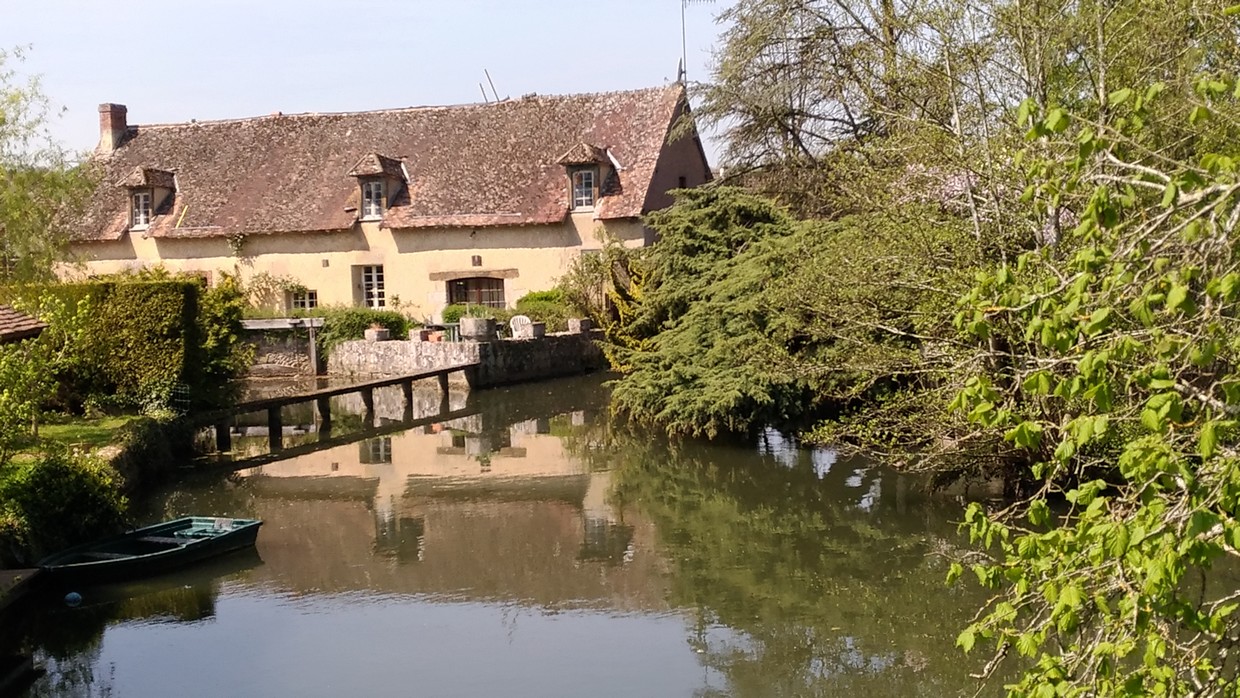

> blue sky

[{"left": 0, "top": 0, "right": 733, "bottom": 162}]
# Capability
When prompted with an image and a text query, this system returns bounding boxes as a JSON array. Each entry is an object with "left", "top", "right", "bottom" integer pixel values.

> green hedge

[
  {"left": 37, "top": 281, "right": 200, "bottom": 412},
  {"left": 515, "top": 290, "right": 574, "bottom": 332},
  {"left": 315, "top": 307, "right": 413, "bottom": 352},
  {"left": 3, "top": 276, "right": 249, "bottom": 412}
]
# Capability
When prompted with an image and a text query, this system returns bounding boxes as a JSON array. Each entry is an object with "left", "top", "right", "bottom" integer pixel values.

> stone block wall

[
  {"left": 243, "top": 329, "right": 317, "bottom": 377},
  {"left": 327, "top": 330, "right": 606, "bottom": 389}
]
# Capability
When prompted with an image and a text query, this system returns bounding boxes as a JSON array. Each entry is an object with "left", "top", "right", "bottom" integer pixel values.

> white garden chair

[{"left": 509, "top": 314, "right": 533, "bottom": 339}]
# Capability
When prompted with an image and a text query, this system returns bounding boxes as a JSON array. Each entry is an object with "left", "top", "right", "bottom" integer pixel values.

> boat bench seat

[
  {"left": 81, "top": 552, "right": 131, "bottom": 560},
  {"left": 136, "top": 536, "right": 186, "bottom": 545}
]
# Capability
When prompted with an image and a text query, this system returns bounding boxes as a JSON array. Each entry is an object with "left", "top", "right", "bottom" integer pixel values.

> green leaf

[
  {"left": 946, "top": 562, "right": 963, "bottom": 585},
  {"left": 1161, "top": 181, "right": 1178, "bottom": 208},
  {"left": 1086, "top": 307, "right": 1112, "bottom": 336},
  {"left": 1006, "top": 421, "right": 1044, "bottom": 449},
  {"left": 1107, "top": 88, "right": 1133, "bottom": 107},
  {"left": 1016, "top": 633, "right": 1040, "bottom": 657},
  {"left": 1199, "top": 421, "right": 1219, "bottom": 459},
  {"left": 1045, "top": 108, "right": 1069, "bottom": 133},
  {"left": 1028, "top": 499, "right": 1050, "bottom": 526},
  {"left": 1165, "top": 284, "right": 1189, "bottom": 313},
  {"left": 956, "top": 628, "right": 976, "bottom": 653}
]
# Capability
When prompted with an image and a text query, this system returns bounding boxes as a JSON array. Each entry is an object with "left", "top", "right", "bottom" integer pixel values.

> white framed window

[
  {"left": 131, "top": 190, "right": 152, "bottom": 228},
  {"left": 361, "top": 265, "right": 385, "bottom": 308},
  {"left": 362, "top": 180, "right": 386, "bottom": 219},
  {"left": 290, "top": 290, "right": 318, "bottom": 310},
  {"left": 572, "top": 169, "right": 597, "bottom": 209}
]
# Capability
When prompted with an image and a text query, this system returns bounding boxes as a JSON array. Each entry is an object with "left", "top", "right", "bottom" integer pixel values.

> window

[
  {"left": 131, "top": 190, "right": 152, "bottom": 228},
  {"left": 572, "top": 168, "right": 597, "bottom": 209},
  {"left": 448, "top": 277, "right": 505, "bottom": 308},
  {"left": 362, "top": 180, "right": 386, "bottom": 219},
  {"left": 360, "top": 437, "right": 392, "bottom": 464},
  {"left": 290, "top": 289, "right": 318, "bottom": 310},
  {"left": 361, "top": 265, "right": 385, "bottom": 308}
]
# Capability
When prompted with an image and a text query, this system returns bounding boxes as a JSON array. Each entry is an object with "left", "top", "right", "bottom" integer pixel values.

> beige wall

[{"left": 65, "top": 214, "right": 646, "bottom": 321}]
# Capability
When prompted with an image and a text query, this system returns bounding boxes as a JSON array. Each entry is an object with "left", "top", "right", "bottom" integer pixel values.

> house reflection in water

[{"left": 234, "top": 409, "right": 663, "bottom": 610}]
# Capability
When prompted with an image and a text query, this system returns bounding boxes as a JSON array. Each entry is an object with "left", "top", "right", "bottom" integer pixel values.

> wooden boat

[{"left": 38, "top": 517, "right": 262, "bottom": 585}]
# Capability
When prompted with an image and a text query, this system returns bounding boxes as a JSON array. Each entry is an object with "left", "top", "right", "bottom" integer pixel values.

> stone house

[{"left": 66, "top": 85, "right": 711, "bottom": 320}]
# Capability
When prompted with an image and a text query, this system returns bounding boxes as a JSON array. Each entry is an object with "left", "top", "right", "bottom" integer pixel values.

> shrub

[
  {"left": 0, "top": 446, "right": 127, "bottom": 564},
  {"left": 316, "top": 306, "right": 413, "bottom": 352},
  {"left": 515, "top": 290, "right": 573, "bottom": 332},
  {"left": 3, "top": 272, "right": 254, "bottom": 412},
  {"left": 440, "top": 303, "right": 469, "bottom": 325}
]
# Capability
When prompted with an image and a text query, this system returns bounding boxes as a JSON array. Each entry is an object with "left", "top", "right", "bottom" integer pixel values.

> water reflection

[{"left": 2, "top": 375, "right": 993, "bottom": 697}]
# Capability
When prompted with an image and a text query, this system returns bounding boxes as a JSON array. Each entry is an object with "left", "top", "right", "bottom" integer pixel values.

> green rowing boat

[{"left": 38, "top": 516, "right": 262, "bottom": 585}]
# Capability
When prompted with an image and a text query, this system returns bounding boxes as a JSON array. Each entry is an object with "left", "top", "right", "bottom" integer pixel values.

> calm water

[{"left": 2, "top": 375, "right": 996, "bottom": 697}]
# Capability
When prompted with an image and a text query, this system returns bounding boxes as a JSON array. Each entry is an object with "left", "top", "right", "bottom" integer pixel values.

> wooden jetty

[{"left": 198, "top": 363, "right": 478, "bottom": 453}]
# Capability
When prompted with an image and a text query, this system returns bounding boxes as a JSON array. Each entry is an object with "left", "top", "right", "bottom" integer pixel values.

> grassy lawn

[{"left": 34, "top": 415, "right": 139, "bottom": 451}]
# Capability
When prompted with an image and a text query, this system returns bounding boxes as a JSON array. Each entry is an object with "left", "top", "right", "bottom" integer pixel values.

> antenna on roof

[
  {"left": 484, "top": 69, "right": 502, "bottom": 102},
  {"left": 680, "top": 0, "right": 716, "bottom": 84}
]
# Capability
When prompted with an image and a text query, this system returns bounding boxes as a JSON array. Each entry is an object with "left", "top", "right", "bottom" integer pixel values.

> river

[{"left": 1, "top": 374, "right": 997, "bottom": 697}]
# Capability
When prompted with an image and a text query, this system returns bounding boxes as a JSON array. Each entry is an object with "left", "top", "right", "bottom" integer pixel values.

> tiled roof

[
  {"left": 75, "top": 85, "right": 688, "bottom": 241},
  {"left": 0, "top": 305, "right": 47, "bottom": 344},
  {"left": 347, "top": 153, "right": 405, "bottom": 178},
  {"left": 117, "top": 166, "right": 176, "bottom": 189},
  {"left": 556, "top": 142, "right": 610, "bottom": 166}
]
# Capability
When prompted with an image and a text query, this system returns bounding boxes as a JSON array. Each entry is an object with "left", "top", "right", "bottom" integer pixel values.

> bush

[
  {"left": 3, "top": 272, "right": 252, "bottom": 412},
  {"left": 0, "top": 446, "right": 128, "bottom": 564},
  {"left": 515, "top": 290, "right": 573, "bottom": 332},
  {"left": 316, "top": 306, "right": 413, "bottom": 352},
  {"left": 440, "top": 304, "right": 469, "bottom": 325}
]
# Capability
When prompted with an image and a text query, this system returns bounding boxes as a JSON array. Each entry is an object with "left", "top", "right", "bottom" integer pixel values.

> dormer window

[
  {"left": 362, "top": 180, "right": 386, "bottom": 219},
  {"left": 131, "top": 190, "right": 152, "bottom": 229},
  {"left": 117, "top": 166, "right": 175, "bottom": 232},
  {"left": 348, "top": 153, "right": 407, "bottom": 223},
  {"left": 556, "top": 142, "right": 610, "bottom": 213},
  {"left": 572, "top": 169, "right": 597, "bottom": 210}
]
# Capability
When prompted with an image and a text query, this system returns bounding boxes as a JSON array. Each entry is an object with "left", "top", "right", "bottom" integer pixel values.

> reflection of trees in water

[
  {"left": 20, "top": 584, "right": 215, "bottom": 698},
  {"left": 14, "top": 551, "right": 260, "bottom": 698},
  {"left": 597, "top": 429, "right": 990, "bottom": 697},
  {"left": 26, "top": 647, "right": 113, "bottom": 698}
]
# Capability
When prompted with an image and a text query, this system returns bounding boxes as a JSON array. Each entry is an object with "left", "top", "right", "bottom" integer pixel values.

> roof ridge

[{"left": 130, "top": 84, "right": 680, "bottom": 131}]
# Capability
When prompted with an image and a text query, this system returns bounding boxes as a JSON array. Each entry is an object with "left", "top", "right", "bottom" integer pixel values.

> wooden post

[
  {"left": 401, "top": 380, "right": 414, "bottom": 422},
  {"left": 316, "top": 397, "right": 332, "bottom": 432},
  {"left": 268, "top": 407, "right": 283, "bottom": 451},
  {"left": 361, "top": 387, "right": 375, "bottom": 425},
  {"left": 307, "top": 324, "right": 319, "bottom": 376},
  {"left": 438, "top": 371, "right": 451, "bottom": 415},
  {"left": 215, "top": 420, "right": 232, "bottom": 453}
]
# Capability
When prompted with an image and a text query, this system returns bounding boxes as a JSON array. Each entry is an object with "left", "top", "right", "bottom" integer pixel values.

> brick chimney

[{"left": 97, "top": 103, "right": 128, "bottom": 154}]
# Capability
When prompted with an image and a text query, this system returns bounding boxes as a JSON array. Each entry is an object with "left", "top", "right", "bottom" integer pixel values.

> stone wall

[
  {"left": 327, "top": 330, "right": 606, "bottom": 389},
  {"left": 242, "top": 328, "right": 317, "bottom": 377}
]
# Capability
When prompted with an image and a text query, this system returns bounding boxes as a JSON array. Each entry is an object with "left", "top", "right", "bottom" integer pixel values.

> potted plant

[
  {"left": 458, "top": 306, "right": 498, "bottom": 341},
  {"left": 364, "top": 322, "right": 391, "bottom": 342}
]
